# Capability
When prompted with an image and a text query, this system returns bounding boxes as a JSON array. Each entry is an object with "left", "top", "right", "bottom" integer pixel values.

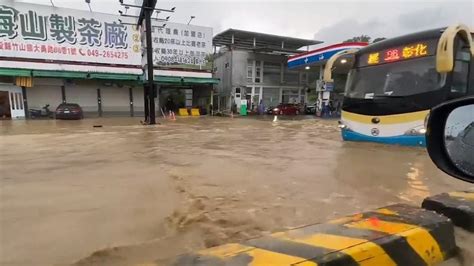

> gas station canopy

[
  {"left": 287, "top": 42, "right": 368, "bottom": 69},
  {"left": 213, "top": 29, "right": 322, "bottom": 55}
]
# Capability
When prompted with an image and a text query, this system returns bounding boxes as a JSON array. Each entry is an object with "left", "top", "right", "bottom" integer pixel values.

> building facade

[
  {"left": 212, "top": 29, "right": 321, "bottom": 112},
  {"left": 287, "top": 42, "right": 368, "bottom": 114},
  {"left": 0, "top": 1, "right": 217, "bottom": 120},
  {"left": 151, "top": 21, "right": 217, "bottom": 114}
]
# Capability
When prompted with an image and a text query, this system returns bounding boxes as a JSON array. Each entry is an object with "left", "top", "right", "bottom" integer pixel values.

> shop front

[
  {"left": 0, "top": 1, "right": 142, "bottom": 119},
  {"left": 151, "top": 21, "right": 218, "bottom": 115},
  {"left": 155, "top": 70, "right": 219, "bottom": 115}
]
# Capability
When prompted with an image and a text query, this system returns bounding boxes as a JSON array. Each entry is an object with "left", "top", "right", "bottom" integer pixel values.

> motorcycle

[{"left": 29, "top": 104, "right": 53, "bottom": 119}]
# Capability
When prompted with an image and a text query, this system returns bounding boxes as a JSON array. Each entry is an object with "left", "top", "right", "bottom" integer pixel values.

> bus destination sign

[{"left": 359, "top": 39, "right": 437, "bottom": 67}]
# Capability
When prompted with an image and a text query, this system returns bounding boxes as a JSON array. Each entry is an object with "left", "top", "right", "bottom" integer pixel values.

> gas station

[{"left": 287, "top": 42, "right": 367, "bottom": 116}]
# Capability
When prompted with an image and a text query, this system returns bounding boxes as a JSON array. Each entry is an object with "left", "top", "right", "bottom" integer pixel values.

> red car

[{"left": 271, "top": 104, "right": 301, "bottom": 115}]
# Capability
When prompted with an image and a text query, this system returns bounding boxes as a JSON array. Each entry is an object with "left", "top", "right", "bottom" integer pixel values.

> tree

[{"left": 343, "top": 35, "right": 371, "bottom": 43}]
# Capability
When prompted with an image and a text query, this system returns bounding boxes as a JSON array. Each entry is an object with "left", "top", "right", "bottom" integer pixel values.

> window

[
  {"left": 165, "top": 28, "right": 171, "bottom": 34},
  {"left": 451, "top": 50, "right": 470, "bottom": 94},
  {"left": 197, "top": 32, "right": 202, "bottom": 38},
  {"left": 247, "top": 60, "right": 253, "bottom": 83},
  {"left": 284, "top": 68, "right": 299, "bottom": 85},
  {"left": 13, "top": 92, "right": 19, "bottom": 109},
  {"left": 10, "top": 92, "right": 15, "bottom": 110},
  {"left": 346, "top": 56, "right": 440, "bottom": 98},
  {"left": 191, "top": 41, "right": 196, "bottom": 47},
  {"left": 300, "top": 72, "right": 308, "bottom": 85},
  {"left": 253, "top": 87, "right": 261, "bottom": 105},
  {"left": 262, "top": 87, "right": 280, "bottom": 107},
  {"left": 282, "top": 88, "right": 300, "bottom": 104},
  {"left": 255, "top": 61, "right": 262, "bottom": 83},
  {"left": 245, "top": 87, "right": 252, "bottom": 97},
  {"left": 191, "top": 31, "right": 196, "bottom": 37},
  {"left": 16, "top": 93, "right": 23, "bottom": 109},
  {"left": 263, "top": 62, "right": 281, "bottom": 84},
  {"left": 173, "top": 29, "right": 178, "bottom": 35},
  {"left": 184, "top": 30, "right": 189, "bottom": 37}
]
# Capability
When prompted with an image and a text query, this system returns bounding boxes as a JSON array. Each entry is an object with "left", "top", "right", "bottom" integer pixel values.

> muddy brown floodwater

[{"left": 0, "top": 116, "right": 472, "bottom": 266}]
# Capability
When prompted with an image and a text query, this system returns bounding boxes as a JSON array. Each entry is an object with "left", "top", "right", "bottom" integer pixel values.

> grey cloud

[
  {"left": 314, "top": 1, "right": 473, "bottom": 46},
  {"left": 313, "top": 18, "right": 387, "bottom": 45}
]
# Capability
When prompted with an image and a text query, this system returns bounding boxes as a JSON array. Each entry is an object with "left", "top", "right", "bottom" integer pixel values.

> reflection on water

[{"left": 399, "top": 164, "right": 430, "bottom": 203}]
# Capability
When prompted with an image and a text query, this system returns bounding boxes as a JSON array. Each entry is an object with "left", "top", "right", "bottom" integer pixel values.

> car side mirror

[{"left": 426, "top": 96, "right": 474, "bottom": 183}]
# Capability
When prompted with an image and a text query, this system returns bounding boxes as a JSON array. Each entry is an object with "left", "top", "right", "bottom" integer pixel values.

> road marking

[
  {"left": 448, "top": 191, "right": 474, "bottom": 200},
  {"left": 283, "top": 233, "right": 396, "bottom": 266},
  {"left": 346, "top": 219, "right": 444, "bottom": 265}
]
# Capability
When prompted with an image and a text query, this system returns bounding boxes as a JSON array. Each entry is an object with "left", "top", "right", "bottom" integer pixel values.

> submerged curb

[
  {"left": 150, "top": 204, "right": 455, "bottom": 266},
  {"left": 422, "top": 191, "right": 474, "bottom": 232}
]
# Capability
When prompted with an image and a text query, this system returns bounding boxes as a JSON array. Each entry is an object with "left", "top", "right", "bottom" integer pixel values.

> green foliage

[{"left": 343, "top": 35, "right": 371, "bottom": 43}]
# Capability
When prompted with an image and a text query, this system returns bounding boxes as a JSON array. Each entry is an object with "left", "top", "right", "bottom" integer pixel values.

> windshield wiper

[{"left": 372, "top": 94, "right": 405, "bottom": 98}]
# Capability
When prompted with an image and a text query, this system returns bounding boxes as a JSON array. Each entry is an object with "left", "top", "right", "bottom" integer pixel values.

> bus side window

[{"left": 451, "top": 50, "right": 470, "bottom": 94}]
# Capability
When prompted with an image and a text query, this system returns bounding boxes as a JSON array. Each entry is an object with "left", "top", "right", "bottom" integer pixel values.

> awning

[
  {"left": 89, "top": 73, "right": 140, "bottom": 81},
  {"left": 32, "top": 70, "right": 88, "bottom": 79},
  {"left": 0, "top": 68, "right": 32, "bottom": 77},
  {"left": 184, "top": 77, "right": 219, "bottom": 84},
  {"left": 154, "top": 75, "right": 219, "bottom": 85}
]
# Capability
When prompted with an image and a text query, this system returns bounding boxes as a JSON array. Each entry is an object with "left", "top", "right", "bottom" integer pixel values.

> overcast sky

[{"left": 15, "top": 0, "right": 474, "bottom": 46}]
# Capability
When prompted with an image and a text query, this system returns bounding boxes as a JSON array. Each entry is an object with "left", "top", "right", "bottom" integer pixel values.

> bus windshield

[{"left": 345, "top": 56, "right": 443, "bottom": 99}]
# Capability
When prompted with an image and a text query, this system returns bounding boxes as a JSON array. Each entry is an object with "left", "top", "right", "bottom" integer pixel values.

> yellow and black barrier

[
  {"left": 151, "top": 204, "right": 455, "bottom": 266},
  {"left": 422, "top": 191, "right": 474, "bottom": 232}
]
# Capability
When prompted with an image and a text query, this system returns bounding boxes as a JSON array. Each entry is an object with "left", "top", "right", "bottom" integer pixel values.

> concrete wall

[
  {"left": 213, "top": 50, "right": 232, "bottom": 96},
  {"left": 231, "top": 50, "right": 249, "bottom": 89},
  {"left": 65, "top": 80, "right": 98, "bottom": 113},
  {"left": 100, "top": 85, "right": 130, "bottom": 114},
  {"left": 132, "top": 86, "right": 145, "bottom": 113},
  {"left": 27, "top": 78, "right": 63, "bottom": 110}
]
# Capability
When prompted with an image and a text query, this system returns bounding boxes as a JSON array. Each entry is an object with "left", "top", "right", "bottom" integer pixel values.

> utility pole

[
  {"left": 135, "top": 0, "right": 158, "bottom": 124},
  {"left": 144, "top": 2, "right": 156, "bottom": 124},
  {"left": 120, "top": 0, "right": 174, "bottom": 124}
]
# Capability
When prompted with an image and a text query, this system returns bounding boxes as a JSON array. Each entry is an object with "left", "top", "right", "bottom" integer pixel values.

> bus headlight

[
  {"left": 404, "top": 125, "right": 426, "bottom": 135},
  {"left": 338, "top": 121, "right": 351, "bottom": 130},
  {"left": 424, "top": 113, "right": 430, "bottom": 129}
]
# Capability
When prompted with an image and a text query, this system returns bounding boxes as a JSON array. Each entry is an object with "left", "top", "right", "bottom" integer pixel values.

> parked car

[
  {"left": 305, "top": 103, "right": 317, "bottom": 114},
  {"left": 55, "top": 103, "right": 84, "bottom": 120},
  {"left": 265, "top": 106, "right": 274, "bottom": 114},
  {"left": 271, "top": 103, "right": 300, "bottom": 115}
]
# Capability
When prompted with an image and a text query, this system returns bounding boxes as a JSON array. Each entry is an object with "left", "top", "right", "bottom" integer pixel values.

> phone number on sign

[{"left": 79, "top": 49, "right": 129, "bottom": 59}]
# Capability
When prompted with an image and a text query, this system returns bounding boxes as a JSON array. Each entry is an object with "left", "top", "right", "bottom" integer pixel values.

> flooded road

[{"left": 0, "top": 117, "right": 472, "bottom": 266}]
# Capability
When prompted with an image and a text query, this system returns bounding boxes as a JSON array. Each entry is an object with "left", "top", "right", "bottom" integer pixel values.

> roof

[
  {"left": 287, "top": 42, "right": 368, "bottom": 69},
  {"left": 213, "top": 29, "right": 322, "bottom": 54}
]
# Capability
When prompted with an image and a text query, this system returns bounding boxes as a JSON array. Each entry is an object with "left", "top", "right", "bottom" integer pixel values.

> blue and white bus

[{"left": 327, "top": 25, "right": 474, "bottom": 146}]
